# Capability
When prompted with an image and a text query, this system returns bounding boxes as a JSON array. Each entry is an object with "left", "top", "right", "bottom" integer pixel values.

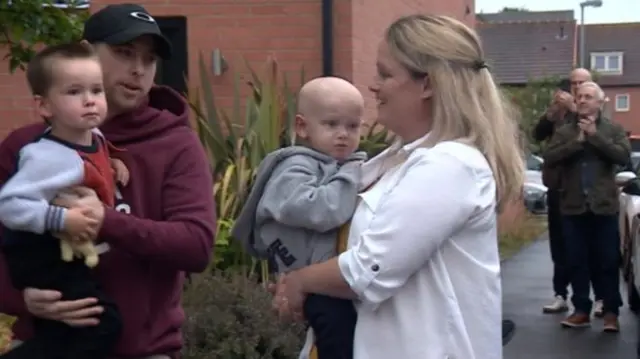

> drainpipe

[{"left": 321, "top": 0, "right": 334, "bottom": 76}]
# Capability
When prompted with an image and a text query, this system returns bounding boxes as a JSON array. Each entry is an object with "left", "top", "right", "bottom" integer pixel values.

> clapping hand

[
  {"left": 555, "top": 91, "right": 576, "bottom": 112},
  {"left": 578, "top": 116, "right": 597, "bottom": 136}
]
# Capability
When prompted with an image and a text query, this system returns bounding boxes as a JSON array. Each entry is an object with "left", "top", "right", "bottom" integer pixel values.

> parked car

[
  {"left": 523, "top": 154, "right": 547, "bottom": 214},
  {"left": 524, "top": 174, "right": 547, "bottom": 214},
  {"left": 526, "top": 154, "right": 544, "bottom": 172},
  {"left": 631, "top": 152, "right": 640, "bottom": 172},
  {"left": 617, "top": 170, "right": 640, "bottom": 312}
]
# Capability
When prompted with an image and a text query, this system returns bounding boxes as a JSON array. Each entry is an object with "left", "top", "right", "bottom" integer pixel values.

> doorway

[{"left": 155, "top": 16, "right": 188, "bottom": 96}]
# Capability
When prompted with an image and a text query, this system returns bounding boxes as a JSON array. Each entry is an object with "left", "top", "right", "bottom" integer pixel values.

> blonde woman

[{"left": 271, "top": 14, "right": 524, "bottom": 359}]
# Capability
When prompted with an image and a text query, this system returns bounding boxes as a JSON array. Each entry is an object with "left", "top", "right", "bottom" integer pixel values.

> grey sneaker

[
  {"left": 593, "top": 300, "right": 604, "bottom": 318},
  {"left": 543, "top": 295, "right": 569, "bottom": 314}
]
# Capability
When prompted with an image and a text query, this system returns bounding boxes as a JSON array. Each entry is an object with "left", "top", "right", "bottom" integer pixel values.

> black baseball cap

[{"left": 82, "top": 4, "right": 172, "bottom": 59}]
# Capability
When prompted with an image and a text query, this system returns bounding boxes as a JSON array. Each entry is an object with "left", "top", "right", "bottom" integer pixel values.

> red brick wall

[
  {"left": 101, "top": 0, "right": 325, "bottom": 113},
  {"left": 334, "top": 0, "right": 476, "bottom": 122},
  {"left": 0, "top": 0, "right": 327, "bottom": 139},
  {"left": 0, "top": 50, "right": 37, "bottom": 138},
  {"left": 0, "top": 0, "right": 475, "bottom": 139},
  {"left": 602, "top": 86, "right": 640, "bottom": 134}
]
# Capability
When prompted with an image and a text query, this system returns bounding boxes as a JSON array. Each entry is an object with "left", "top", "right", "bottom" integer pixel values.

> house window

[
  {"left": 615, "top": 94, "right": 630, "bottom": 112},
  {"left": 590, "top": 52, "right": 623, "bottom": 75}
]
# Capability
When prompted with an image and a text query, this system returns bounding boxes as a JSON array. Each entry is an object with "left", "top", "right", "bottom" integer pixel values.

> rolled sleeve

[
  {"left": 337, "top": 147, "right": 484, "bottom": 308},
  {"left": 338, "top": 246, "right": 377, "bottom": 301}
]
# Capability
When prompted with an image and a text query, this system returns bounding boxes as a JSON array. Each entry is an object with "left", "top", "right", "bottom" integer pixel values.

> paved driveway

[{"left": 502, "top": 235, "right": 638, "bottom": 358}]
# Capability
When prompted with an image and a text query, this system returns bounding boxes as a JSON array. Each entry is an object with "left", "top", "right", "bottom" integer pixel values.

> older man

[
  {"left": 544, "top": 81, "right": 630, "bottom": 332},
  {"left": 532, "top": 68, "right": 605, "bottom": 315}
]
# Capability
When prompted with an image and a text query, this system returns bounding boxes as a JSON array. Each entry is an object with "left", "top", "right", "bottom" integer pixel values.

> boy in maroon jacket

[{"left": 0, "top": 4, "right": 216, "bottom": 359}]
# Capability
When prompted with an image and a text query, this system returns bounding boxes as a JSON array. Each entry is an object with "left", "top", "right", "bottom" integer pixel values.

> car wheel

[{"left": 628, "top": 268, "right": 640, "bottom": 314}]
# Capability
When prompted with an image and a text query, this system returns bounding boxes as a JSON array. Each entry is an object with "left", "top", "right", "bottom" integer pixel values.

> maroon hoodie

[{"left": 0, "top": 86, "right": 216, "bottom": 357}]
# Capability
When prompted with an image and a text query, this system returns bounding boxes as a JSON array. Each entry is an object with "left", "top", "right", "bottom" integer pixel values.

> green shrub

[
  {"left": 498, "top": 213, "right": 547, "bottom": 260},
  {"left": 181, "top": 271, "right": 306, "bottom": 359}
]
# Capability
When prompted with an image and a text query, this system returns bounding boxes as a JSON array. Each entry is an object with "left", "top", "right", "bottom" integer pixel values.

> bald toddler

[{"left": 233, "top": 77, "right": 366, "bottom": 359}]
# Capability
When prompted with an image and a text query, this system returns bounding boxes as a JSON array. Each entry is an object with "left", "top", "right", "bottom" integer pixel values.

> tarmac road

[{"left": 502, "top": 235, "right": 638, "bottom": 358}]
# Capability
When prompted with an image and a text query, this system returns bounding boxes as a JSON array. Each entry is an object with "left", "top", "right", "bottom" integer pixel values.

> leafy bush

[
  {"left": 498, "top": 213, "right": 547, "bottom": 260},
  {"left": 358, "top": 122, "right": 391, "bottom": 158},
  {"left": 181, "top": 271, "right": 306, "bottom": 359},
  {"left": 503, "top": 76, "right": 560, "bottom": 155},
  {"left": 1, "top": 0, "right": 88, "bottom": 72}
]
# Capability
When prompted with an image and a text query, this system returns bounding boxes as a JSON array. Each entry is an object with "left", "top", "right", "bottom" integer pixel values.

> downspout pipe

[{"left": 321, "top": 0, "right": 334, "bottom": 76}]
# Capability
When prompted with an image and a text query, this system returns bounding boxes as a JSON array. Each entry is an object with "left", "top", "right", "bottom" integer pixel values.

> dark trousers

[
  {"left": 637, "top": 316, "right": 640, "bottom": 358},
  {"left": 562, "top": 212, "right": 622, "bottom": 315},
  {"left": 0, "top": 230, "right": 122, "bottom": 359},
  {"left": 547, "top": 190, "right": 570, "bottom": 298},
  {"left": 303, "top": 294, "right": 356, "bottom": 359},
  {"left": 547, "top": 191, "right": 602, "bottom": 300}
]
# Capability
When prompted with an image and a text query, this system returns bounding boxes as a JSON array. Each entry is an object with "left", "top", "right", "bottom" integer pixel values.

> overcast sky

[{"left": 476, "top": 0, "right": 639, "bottom": 24}]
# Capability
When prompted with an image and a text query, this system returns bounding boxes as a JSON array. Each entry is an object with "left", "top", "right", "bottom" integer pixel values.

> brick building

[
  {"left": 578, "top": 23, "right": 640, "bottom": 134},
  {"left": 477, "top": 10, "right": 576, "bottom": 85},
  {"left": 0, "top": 0, "right": 475, "bottom": 139},
  {"left": 478, "top": 10, "right": 640, "bottom": 134}
]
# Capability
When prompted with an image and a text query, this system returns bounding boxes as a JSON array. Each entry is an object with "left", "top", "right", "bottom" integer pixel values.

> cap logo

[{"left": 129, "top": 11, "right": 156, "bottom": 23}]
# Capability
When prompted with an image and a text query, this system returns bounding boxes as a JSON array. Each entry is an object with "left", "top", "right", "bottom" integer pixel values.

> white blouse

[{"left": 337, "top": 135, "right": 502, "bottom": 359}]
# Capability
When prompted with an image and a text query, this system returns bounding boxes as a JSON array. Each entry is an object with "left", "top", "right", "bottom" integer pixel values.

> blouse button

[{"left": 371, "top": 264, "right": 380, "bottom": 272}]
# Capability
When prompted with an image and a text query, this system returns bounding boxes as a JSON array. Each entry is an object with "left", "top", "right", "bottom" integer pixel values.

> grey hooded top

[{"left": 231, "top": 146, "right": 366, "bottom": 273}]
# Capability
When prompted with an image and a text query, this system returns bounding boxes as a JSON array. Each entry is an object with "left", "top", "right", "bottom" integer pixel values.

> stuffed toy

[{"left": 56, "top": 233, "right": 99, "bottom": 268}]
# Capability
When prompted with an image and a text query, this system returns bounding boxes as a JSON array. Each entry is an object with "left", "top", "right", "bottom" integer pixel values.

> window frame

[
  {"left": 615, "top": 94, "right": 630, "bottom": 112},
  {"left": 590, "top": 52, "right": 624, "bottom": 75}
]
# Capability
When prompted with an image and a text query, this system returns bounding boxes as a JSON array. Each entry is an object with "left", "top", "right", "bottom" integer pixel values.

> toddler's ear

[
  {"left": 34, "top": 95, "right": 52, "bottom": 119},
  {"left": 294, "top": 114, "right": 309, "bottom": 140}
]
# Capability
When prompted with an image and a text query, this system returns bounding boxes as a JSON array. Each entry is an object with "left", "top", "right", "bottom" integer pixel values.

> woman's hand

[
  {"left": 269, "top": 275, "right": 291, "bottom": 320},
  {"left": 23, "top": 288, "right": 103, "bottom": 327},
  {"left": 270, "top": 273, "right": 306, "bottom": 322}
]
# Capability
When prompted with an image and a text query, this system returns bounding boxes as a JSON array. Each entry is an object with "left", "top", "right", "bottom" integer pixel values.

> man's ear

[
  {"left": 34, "top": 95, "right": 52, "bottom": 120},
  {"left": 420, "top": 75, "right": 433, "bottom": 100},
  {"left": 294, "top": 114, "right": 308, "bottom": 140}
]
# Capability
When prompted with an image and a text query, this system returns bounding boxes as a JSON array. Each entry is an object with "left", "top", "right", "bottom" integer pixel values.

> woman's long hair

[{"left": 386, "top": 14, "right": 525, "bottom": 212}]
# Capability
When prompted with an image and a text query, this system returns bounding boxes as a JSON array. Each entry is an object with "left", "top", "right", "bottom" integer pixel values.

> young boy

[
  {"left": 0, "top": 43, "right": 128, "bottom": 359},
  {"left": 232, "top": 76, "right": 366, "bottom": 359}
]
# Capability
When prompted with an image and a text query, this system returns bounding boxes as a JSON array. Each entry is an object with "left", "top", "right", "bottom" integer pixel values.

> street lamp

[{"left": 579, "top": 0, "right": 603, "bottom": 68}]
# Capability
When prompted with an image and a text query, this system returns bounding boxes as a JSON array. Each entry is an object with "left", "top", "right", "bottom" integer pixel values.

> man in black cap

[
  {"left": 81, "top": 3, "right": 172, "bottom": 114},
  {"left": 0, "top": 4, "right": 215, "bottom": 359}
]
